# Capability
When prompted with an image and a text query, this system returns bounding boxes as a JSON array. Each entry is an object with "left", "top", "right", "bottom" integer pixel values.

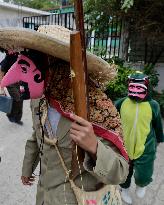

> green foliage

[
  {"left": 142, "top": 64, "right": 163, "bottom": 118},
  {"left": 4, "top": 0, "right": 60, "bottom": 9},
  {"left": 84, "top": 0, "right": 164, "bottom": 48},
  {"left": 105, "top": 57, "right": 135, "bottom": 101},
  {"left": 84, "top": 0, "right": 122, "bottom": 32},
  {"left": 106, "top": 57, "right": 160, "bottom": 102},
  {"left": 84, "top": 0, "right": 135, "bottom": 23},
  {"left": 87, "top": 46, "right": 107, "bottom": 58},
  {"left": 143, "top": 64, "right": 159, "bottom": 88},
  {"left": 121, "top": 0, "right": 134, "bottom": 12},
  {"left": 153, "top": 90, "right": 164, "bottom": 118}
]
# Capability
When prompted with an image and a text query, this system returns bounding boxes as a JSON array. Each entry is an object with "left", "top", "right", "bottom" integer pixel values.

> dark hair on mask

[
  {"left": 0, "top": 51, "right": 19, "bottom": 72},
  {"left": 20, "top": 49, "right": 49, "bottom": 78},
  {"left": 0, "top": 47, "right": 7, "bottom": 53}
]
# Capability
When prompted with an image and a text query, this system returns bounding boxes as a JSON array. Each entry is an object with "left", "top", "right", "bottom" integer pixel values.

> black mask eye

[
  {"left": 34, "top": 73, "right": 44, "bottom": 83},
  {"left": 21, "top": 65, "right": 27, "bottom": 73},
  {"left": 18, "top": 59, "right": 30, "bottom": 74}
]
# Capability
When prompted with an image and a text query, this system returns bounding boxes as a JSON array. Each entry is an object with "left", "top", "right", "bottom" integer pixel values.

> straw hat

[
  {"left": 0, "top": 26, "right": 128, "bottom": 160},
  {"left": 0, "top": 25, "right": 117, "bottom": 87}
]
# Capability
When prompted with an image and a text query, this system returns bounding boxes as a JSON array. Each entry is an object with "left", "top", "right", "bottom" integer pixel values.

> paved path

[
  {"left": 122, "top": 144, "right": 164, "bottom": 205},
  {"left": 0, "top": 101, "right": 164, "bottom": 205},
  {"left": 0, "top": 101, "right": 36, "bottom": 205}
]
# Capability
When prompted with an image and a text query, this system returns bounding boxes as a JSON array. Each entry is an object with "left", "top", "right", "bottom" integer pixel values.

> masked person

[
  {"left": 0, "top": 25, "right": 129, "bottom": 205},
  {"left": 0, "top": 50, "right": 23, "bottom": 125},
  {"left": 115, "top": 72, "right": 164, "bottom": 204}
]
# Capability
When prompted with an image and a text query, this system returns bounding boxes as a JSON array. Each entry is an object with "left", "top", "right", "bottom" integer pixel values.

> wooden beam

[
  {"left": 74, "top": 0, "right": 90, "bottom": 118},
  {"left": 70, "top": 31, "right": 87, "bottom": 178},
  {"left": 70, "top": 31, "right": 88, "bottom": 119}
]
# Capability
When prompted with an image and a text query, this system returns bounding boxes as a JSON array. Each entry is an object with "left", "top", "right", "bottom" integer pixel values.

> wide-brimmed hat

[
  {"left": 0, "top": 25, "right": 128, "bottom": 160},
  {"left": 0, "top": 25, "right": 117, "bottom": 87}
]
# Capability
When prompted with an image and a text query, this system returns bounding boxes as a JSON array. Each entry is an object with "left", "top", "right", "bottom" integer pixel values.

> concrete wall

[{"left": 0, "top": 5, "right": 49, "bottom": 27}]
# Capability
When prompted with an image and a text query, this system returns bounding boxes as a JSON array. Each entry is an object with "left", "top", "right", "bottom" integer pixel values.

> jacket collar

[{"left": 40, "top": 98, "right": 71, "bottom": 140}]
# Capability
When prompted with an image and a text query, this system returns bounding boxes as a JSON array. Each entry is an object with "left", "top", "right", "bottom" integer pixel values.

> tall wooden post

[
  {"left": 70, "top": 0, "right": 89, "bottom": 177},
  {"left": 70, "top": 31, "right": 87, "bottom": 177},
  {"left": 70, "top": 31, "right": 88, "bottom": 120},
  {"left": 74, "top": 0, "right": 89, "bottom": 118}
]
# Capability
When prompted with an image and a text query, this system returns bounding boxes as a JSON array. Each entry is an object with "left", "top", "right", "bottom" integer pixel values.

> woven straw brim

[{"left": 0, "top": 27, "right": 117, "bottom": 86}]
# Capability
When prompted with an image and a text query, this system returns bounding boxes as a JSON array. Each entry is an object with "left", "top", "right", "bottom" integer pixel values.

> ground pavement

[{"left": 0, "top": 100, "right": 164, "bottom": 205}]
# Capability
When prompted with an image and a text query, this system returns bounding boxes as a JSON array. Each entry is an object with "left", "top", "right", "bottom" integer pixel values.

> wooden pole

[
  {"left": 70, "top": 31, "right": 87, "bottom": 177},
  {"left": 70, "top": 31, "right": 88, "bottom": 119},
  {"left": 70, "top": 0, "right": 89, "bottom": 178},
  {"left": 74, "top": 0, "right": 89, "bottom": 118}
]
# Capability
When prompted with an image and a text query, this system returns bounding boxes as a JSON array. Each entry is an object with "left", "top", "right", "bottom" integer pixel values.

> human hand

[
  {"left": 21, "top": 176, "right": 35, "bottom": 186},
  {"left": 70, "top": 114, "right": 98, "bottom": 155}
]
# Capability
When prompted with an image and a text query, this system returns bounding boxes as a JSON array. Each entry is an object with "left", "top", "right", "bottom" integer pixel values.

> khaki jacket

[{"left": 22, "top": 99, "right": 128, "bottom": 205}]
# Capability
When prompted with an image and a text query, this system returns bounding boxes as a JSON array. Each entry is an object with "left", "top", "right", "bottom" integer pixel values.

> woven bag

[{"left": 69, "top": 179, "right": 122, "bottom": 205}]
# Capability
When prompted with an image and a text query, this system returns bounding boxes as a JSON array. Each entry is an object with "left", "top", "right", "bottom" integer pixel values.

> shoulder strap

[
  {"left": 45, "top": 117, "right": 72, "bottom": 179},
  {"left": 45, "top": 115, "right": 84, "bottom": 191}
]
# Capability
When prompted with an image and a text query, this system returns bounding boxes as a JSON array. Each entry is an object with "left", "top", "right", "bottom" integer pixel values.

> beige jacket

[{"left": 22, "top": 99, "right": 128, "bottom": 205}]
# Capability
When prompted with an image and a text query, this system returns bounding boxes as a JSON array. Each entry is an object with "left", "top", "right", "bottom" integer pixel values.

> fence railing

[{"left": 23, "top": 12, "right": 122, "bottom": 60}]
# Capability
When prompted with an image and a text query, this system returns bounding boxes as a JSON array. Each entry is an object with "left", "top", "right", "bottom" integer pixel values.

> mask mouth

[
  {"left": 128, "top": 90, "right": 147, "bottom": 95},
  {"left": 20, "top": 81, "right": 30, "bottom": 100},
  {"left": 128, "top": 83, "right": 147, "bottom": 100},
  {"left": 128, "top": 92, "right": 147, "bottom": 101}
]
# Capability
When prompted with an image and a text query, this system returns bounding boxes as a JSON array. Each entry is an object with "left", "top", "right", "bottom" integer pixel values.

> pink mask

[
  {"left": 128, "top": 83, "right": 147, "bottom": 100},
  {"left": 0, "top": 54, "right": 44, "bottom": 99}
]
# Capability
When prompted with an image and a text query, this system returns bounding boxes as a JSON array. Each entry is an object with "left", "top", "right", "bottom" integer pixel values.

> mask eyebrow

[
  {"left": 18, "top": 59, "right": 30, "bottom": 67},
  {"left": 32, "top": 68, "right": 38, "bottom": 72}
]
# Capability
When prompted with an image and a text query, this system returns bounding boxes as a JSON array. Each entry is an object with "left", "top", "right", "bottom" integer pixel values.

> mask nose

[{"left": 0, "top": 66, "right": 21, "bottom": 88}]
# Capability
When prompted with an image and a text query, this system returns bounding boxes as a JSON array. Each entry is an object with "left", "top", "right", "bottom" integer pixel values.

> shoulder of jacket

[
  {"left": 30, "top": 99, "right": 42, "bottom": 117},
  {"left": 149, "top": 99, "right": 160, "bottom": 109},
  {"left": 115, "top": 97, "right": 127, "bottom": 109},
  {"left": 30, "top": 99, "right": 40, "bottom": 109}
]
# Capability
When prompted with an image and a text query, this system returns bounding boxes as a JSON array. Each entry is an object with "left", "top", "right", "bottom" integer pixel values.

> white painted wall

[
  {"left": 0, "top": 2, "right": 49, "bottom": 27},
  {"left": 0, "top": 7, "right": 22, "bottom": 27}
]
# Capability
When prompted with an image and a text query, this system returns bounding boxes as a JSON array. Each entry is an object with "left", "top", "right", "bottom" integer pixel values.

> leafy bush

[
  {"left": 142, "top": 64, "right": 164, "bottom": 118},
  {"left": 153, "top": 90, "right": 164, "bottom": 118},
  {"left": 105, "top": 57, "right": 135, "bottom": 101},
  {"left": 105, "top": 58, "right": 160, "bottom": 103},
  {"left": 87, "top": 46, "right": 107, "bottom": 58},
  {"left": 105, "top": 58, "right": 164, "bottom": 119},
  {"left": 143, "top": 64, "right": 159, "bottom": 88}
]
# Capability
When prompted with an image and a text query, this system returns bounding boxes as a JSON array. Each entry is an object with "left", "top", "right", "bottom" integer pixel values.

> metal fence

[{"left": 23, "top": 12, "right": 122, "bottom": 60}]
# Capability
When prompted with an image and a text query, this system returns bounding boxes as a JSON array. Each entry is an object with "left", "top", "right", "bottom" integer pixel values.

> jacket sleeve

[
  {"left": 22, "top": 99, "right": 41, "bottom": 177},
  {"left": 114, "top": 97, "right": 126, "bottom": 113},
  {"left": 151, "top": 100, "right": 164, "bottom": 143},
  {"left": 22, "top": 130, "right": 40, "bottom": 177},
  {"left": 83, "top": 138, "right": 129, "bottom": 185}
]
